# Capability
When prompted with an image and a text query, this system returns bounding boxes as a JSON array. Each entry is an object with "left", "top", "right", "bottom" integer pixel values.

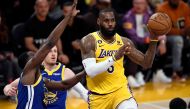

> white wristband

[
  {"left": 73, "top": 83, "right": 88, "bottom": 102},
  {"left": 82, "top": 57, "right": 114, "bottom": 77}
]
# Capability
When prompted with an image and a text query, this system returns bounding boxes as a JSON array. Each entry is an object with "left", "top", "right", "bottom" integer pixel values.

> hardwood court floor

[{"left": 1, "top": 79, "right": 190, "bottom": 109}]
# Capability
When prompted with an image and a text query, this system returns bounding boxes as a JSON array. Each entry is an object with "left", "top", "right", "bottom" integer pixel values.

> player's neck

[{"left": 43, "top": 63, "right": 57, "bottom": 71}]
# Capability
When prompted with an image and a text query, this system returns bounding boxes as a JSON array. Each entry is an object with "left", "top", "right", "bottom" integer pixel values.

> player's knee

[{"left": 117, "top": 98, "right": 138, "bottom": 109}]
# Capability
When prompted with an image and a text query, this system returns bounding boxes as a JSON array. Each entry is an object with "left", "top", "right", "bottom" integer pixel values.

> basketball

[{"left": 147, "top": 12, "right": 172, "bottom": 36}]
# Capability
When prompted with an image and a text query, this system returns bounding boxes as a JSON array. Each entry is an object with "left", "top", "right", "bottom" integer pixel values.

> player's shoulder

[
  {"left": 82, "top": 33, "right": 93, "bottom": 39},
  {"left": 81, "top": 32, "right": 96, "bottom": 51},
  {"left": 64, "top": 68, "right": 75, "bottom": 79},
  {"left": 64, "top": 67, "right": 72, "bottom": 72},
  {"left": 120, "top": 36, "right": 130, "bottom": 42},
  {"left": 81, "top": 33, "right": 95, "bottom": 44}
]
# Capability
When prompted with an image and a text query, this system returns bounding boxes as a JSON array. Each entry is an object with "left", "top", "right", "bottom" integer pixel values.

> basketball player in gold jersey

[{"left": 81, "top": 8, "right": 165, "bottom": 109}]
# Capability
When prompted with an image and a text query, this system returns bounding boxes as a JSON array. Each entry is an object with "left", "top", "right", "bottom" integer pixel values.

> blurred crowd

[{"left": 0, "top": 0, "right": 190, "bottom": 90}]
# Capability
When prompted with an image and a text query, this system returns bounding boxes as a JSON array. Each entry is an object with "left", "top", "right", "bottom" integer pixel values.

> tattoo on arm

[
  {"left": 122, "top": 37, "right": 157, "bottom": 69},
  {"left": 80, "top": 34, "right": 96, "bottom": 59}
]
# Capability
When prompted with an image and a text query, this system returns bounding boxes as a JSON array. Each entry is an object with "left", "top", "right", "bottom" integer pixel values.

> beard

[{"left": 99, "top": 25, "right": 116, "bottom": 38}]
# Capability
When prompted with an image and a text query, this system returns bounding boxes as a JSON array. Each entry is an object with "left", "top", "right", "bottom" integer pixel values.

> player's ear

[{"left": 97, "top": 18, "right": 100, "bottom": 26}]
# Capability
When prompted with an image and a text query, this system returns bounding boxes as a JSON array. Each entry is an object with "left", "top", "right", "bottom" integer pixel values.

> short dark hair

[
  {"left": 99, "top": 8, "right": 116, "bottom": 18},
  {"left": 169, "top": 97, "right": 187, "bottom": 109},
  {"left": 61, "top": 1, "right": 73, "bottom": 9},
  {"left": 18, "top": 51, "right": 34, "bottom": 69}
]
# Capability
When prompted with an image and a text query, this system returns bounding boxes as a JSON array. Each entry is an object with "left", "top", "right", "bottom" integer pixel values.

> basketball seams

[
  {"left": 163, "top": 14, "right": 169, "bottom": 27},
  {"left": 149, "top": 27, "right": 165, "bottom": 31},
  {"left": 163, "top": 13, "right": 172, "bottom": 32},
  {"left": 149, "top": 18, "right": 168, "bottom": 27},
  {"left": 148, "top": 27, "right": 168, "bottom": 31},
  {"left": 148, "top": 19, "right": 167, "bottom": 30}
]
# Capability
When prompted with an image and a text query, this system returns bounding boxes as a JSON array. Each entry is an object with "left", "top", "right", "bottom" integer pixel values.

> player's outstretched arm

[
  {"left": 121, "top": 35, "right": 159, "bottom": 69},
  {"left": 44, "top": 70, "right": 86, "bottom": 91},
  {"left": 21, "top": 0, "right": 79, "bottom": 85},
  {"left": 64, "top": 68, "right": 88, "bottom": 102}
]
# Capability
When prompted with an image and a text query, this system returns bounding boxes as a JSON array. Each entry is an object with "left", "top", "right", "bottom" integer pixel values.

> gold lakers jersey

[{"left": 86, "top": 31, "right": 128, "bottom": 94}]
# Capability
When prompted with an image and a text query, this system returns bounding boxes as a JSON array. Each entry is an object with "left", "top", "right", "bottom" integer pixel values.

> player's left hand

[
  {"left": 149, "top": 27, "right": 166, "bottom": 41},
  {"left": 157, "top": 35, "right": 166, "bottom": 41},
  {"left": 58, "top": 54, "right": 70, "bottom": 64},
  {"left": 114, "top": 44, "right": 127, "bottom": 60}
]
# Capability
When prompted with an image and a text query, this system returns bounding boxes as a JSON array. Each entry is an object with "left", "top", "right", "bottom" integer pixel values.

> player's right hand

[
  {"left": 4, "top": 85, "right": 17, "bottom": 96},
  {"left": 114, "top": 44, "right": 128, "bottom": 61},
  {"left": 125, "top": 42, "right": 132, "bottom": 55},
  {"left": 71, "top": 0, "right": 80, "bottom": 17}
]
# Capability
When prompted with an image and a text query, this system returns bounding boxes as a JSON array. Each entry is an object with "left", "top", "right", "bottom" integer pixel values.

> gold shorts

[{"left": 88, "top": 85, "right": 132, "bottom": 109}]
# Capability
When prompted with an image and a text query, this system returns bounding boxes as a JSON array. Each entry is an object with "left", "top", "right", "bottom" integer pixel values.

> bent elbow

[
  {"left": 84, "top": 65, "right": 97, "bottom": 78},
  {"left": 86, "top": 70, "right": 95, "bottom": 78}
]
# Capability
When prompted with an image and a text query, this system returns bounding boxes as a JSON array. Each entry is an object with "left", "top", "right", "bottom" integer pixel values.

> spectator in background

[
  {"left": 157, "top": 0, "right": 190, "bottom": 81},
  {"left": 148, "top": 0, "right": 164, "bottom": 11},
  {"left": 0, "top": 0, "right": 36, "bottom": 29},
  {"left": 122, "top": 0, "right": 152, "bottom": 88},
  {"left": 188, "top": 0, "right": 190, "bottom": 6},
  {"left": 152, "top": 39, "right": 172, "bottom": 83},
  {"left": 0, "top": 10, "right": 21, "bottom": 84},
  {"left": 57, "top": 1, "right": 84, "bottom": 72},
  {"left": 81, "top": 0, "right": 112, "bottom": 35},
  {"left": 24, "top": 0, "right": 69, "bottom": 64},
  {"left": 111, "top": 0, "right": 133, "bottom": 14},
  {"left": 48, "top": 0, "right": 63, "bottom": 20},
  {"left": 169, "top": 97, "right": 187, "bottom": 109},
  {"left": 84, "top": 0, "right": 96, "bottom": 8}
]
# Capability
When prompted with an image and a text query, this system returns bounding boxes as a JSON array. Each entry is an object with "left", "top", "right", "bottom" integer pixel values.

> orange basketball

[{"left": 147, "top": 12, "right": 172, "bottom": 36}]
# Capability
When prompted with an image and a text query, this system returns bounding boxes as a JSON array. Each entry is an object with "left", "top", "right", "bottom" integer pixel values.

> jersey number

[{"left": 107, "top": 65, "right": 114, "bottom": 73}]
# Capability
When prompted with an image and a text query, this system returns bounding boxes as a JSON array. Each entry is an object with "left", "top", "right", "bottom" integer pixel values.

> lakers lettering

[{"left": 98, "top": 49, "right": 117, "bottom": 58}]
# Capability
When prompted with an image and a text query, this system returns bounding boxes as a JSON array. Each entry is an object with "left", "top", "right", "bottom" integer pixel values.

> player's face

[
  {"left": 44, "top": 46, "right": 58, "bottom": 65},
  {"left": 133, "top": 0, "right": 147, "bottom": 14},
  {"left": 35, "top": 0, "right": 49, "bottom": 17},
  {"left": 62, "top": 5, "right": 72, "bottom": 16},
  {"left": 99, "top": 12, "right": 116, "bottom": 38}
]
